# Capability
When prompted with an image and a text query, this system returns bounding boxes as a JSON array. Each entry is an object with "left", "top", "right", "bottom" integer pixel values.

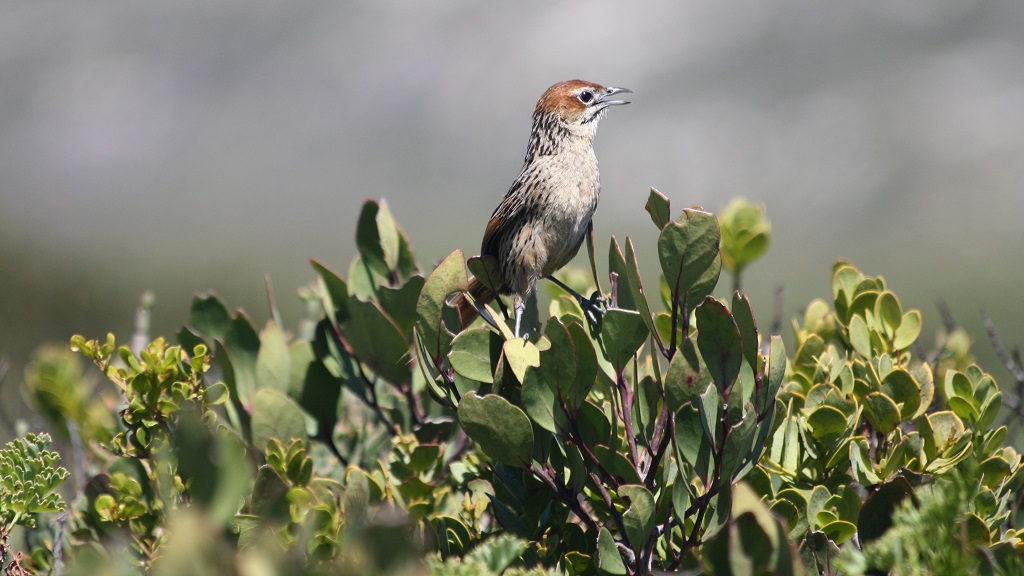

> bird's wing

[{"left": 481, "top": 175, "right": 527, "bottom": 258}]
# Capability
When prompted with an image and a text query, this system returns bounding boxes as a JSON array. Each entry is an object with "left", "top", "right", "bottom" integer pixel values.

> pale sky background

[{"left": 2, "top": 1, "right": 1024, "bottom": 417}]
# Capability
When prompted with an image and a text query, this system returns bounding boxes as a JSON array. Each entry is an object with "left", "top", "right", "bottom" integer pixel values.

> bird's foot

[{"left": 578, "top": 291, "right": 606, "bottom": 332}]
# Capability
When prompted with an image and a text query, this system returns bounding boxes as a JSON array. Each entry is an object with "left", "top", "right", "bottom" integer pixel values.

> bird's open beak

[{"left": 598, "top": 86, "right": 632, "bottom": 106}]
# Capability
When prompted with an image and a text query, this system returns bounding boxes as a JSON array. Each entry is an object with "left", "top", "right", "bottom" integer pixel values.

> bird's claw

[{"left": 578, "top": 291, "right": 606, "bottom": 331}]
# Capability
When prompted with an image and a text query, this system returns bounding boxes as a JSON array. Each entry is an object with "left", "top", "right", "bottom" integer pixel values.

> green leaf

[
  {"left": 457, "top": 393, "right": 534, "bottom": 466},
  {"left": 768, "top": 407, "right": 801, "bottom": 475},
  {"left": 863, "top": 392, "right": 901, "bottom": 434},
  {"left": 892, "top": 309, "right": 921, "bottom": 350},
  {"left": 290, "top": 340, "right": 341, "bottom": 441},
  {"left": 671, "top": 479, "right": 692, "bottom": 526},
  {"left": 347, "top": 254, "right": 388, "bottom": 300},
  {"left": 464, "top": 534, "right": 531, "bottom": 574},
  {"left": 658, "top": 209, "right": 720, "bottom": 296},
  {"left": 355, "top": 200, "right": 389, "bottom": 276},
  {"left": 664, "top": 335, "right": 711, "bottom": 411},
  {"left": 733, "top": 482, "right": 784, "bottom": 570},
  {"left": 188, "top": 293, "right": 232, "bottom": 344},
  {"left": 619, "top": 484, "right": 655, "bottom": 549},
  {"left": 251, "top": 388, "right": 307, "bottom": 454},
  {"left": 567, "top": 322, "right": 598, "bottom": 409},
  {"left": 0, "top": 433, "right": 69, "bottom": 529},
  {"left": 172, "top": 410, "right": 251, "bottom": 525},
  {"left": 255, "top": 320, "right": 291, "bottom": 393},
  {"left": 541, "top": 319, "right": 579, "bottom": 404},
  {"left": 467, "top": 256, "right": 503, "bottom": 301},
  {"left": 601, "top": 309, "right": 649, "bottom": 372},
  {"left": 596, "top": 526, "right": 626, "bottom": 575},
  {"left": 644, "top": 187, "right": 670, "bottom": 230},
  {"left": 849, "top": 436, "right": 881, "bottom": 486},
  {"left": 449, "top": 328, "right": 501, "bottom": 384},
  {"left": 595, "top": 445, "right": 643, "bottom": 485},
  {"left": 731, "top": 292, "right": 758, "bottom": 370},
  {"left": 880, "top": 369, "right": 921, "bottom": 420},
  {"left": 577, "top": 401, "right": 613, "bottom": 448},
  {"left": 925, "top": 410, "right": 966, "bottom": 452},
  {"left": 874, "top": 291, "right": 903, "bottom": 339},
  {"left": 432, "top": 515, "right": 474, "bottom": 557},
  {"left": 858, "top": 477, "right": 914, "bottom": 544},
  {"left": 764, "top": 335, "right": 787, "bottom": 409},
  {"left": 821, "top": 520, "right": 857, "bottom": 544},
  {"left": 848, "top": 290, "right": 880, "bottom": 324},
  {"left": 223, "top": 313, "right": 261, "bottom": 408},
  {"left": 502, "top": 339, "right": 540, "bottom": 384},
  {"left": 375, "top": 198, "right": 402, "bottom": 272},
  {"left": 721, "top": 405, "right": 757, "bottom": 481},
  {"left": 698, "top": 384, "right": 722, "bottom": 450},
  {"left": 377, "top": 275, "right": 425, "bottom": 335},
  {"left": 415, "top": 250, "right": 469, "bottom": 362},
  {"left": 251, "top": 466, "right": 290, "bottom": 522},
  {"left": 848, "top": 314, "right": 872, "bottom": 358},
  {"left": 977, "top": 391, "right": 1003, "bottom": 430},
  {"left": 792, "top": 334, "right": 825, "bottom": 375},
  {"left": 806, "top": 405, "right": 847, "bottom": 442},
  {"left": 944, "top": 370, "right": 973, "bottom": 404},
  {"left": 407, "top": 440, "right": 440, "bottom": 473},
  {"left": 719, "top": 199, "right": 771, "bottom": 273},
  {"left": 688, "top": 252, "right": 723, "bottom": 308},
  {"left": 676, "top": 404, "right": 713, "bottom": 479},
  {"left": 695, "top": 297, "right": 742, "bottom": 394},
  {"left": 807, "top": 485, "right": 831, "bottom": 527},
  {"left": 521, "top": 368, "right": 557, "bottom": 433},
  {"left": 948, "top": 396, "right": 979, "bottom": 423},
  {"left": 346, "top": 297, "right": 410, "bottom": 385},
  {"left": 310, "top": 259, "right": 351, "bottom": 323},
  {"left": 620, "top": 237, "right": 661, "bottom": 348},
  {"left": 608, "top": 237, "right": 637, "bottom": 311}
]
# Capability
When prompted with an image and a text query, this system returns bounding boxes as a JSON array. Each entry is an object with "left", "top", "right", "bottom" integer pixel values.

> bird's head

[{"left": 534, "top": 80, "right": 632, "bottom": 133}]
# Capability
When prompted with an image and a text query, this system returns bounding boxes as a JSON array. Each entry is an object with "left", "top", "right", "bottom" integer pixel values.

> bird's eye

[{"left": 578, "top": 90, "right": 594, "bottom": 104}]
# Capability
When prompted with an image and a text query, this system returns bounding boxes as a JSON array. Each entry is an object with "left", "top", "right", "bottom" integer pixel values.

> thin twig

[
  {"left": 618, "top": 370, "right": 641, "bottom": 474},
  {"left": 561, "top": 397, "right": 622, "bottom": 489},
  {"left": 769, "top": 285, "right": 784, "bottom": 338},
  {"left": 589, "top": 471, "right": 632, "bottom": 548},
  {"left": 936, "top": 299, "right": 957, "bottom": 333},
  {"left": 355, "top": 362, "right": 396, "bottom": 434},
  {"left": 527, "top": 464, "right": 600, "bottom": 534},
  {"left": 644, "top": 401, "right": 672, "bottom": 490},
  {"left": 983, "top": 310, "right": 1024, "bottom": 384}
]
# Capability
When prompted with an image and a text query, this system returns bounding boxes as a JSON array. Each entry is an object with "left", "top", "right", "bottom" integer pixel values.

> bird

[{"left": 454, "top": 79, "right": 631, "bottom": 337}]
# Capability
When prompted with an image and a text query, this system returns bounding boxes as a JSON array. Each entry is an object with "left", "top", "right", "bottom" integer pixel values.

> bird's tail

[{"left": 453, "top": 277, "right": 496, "bottom": 328}]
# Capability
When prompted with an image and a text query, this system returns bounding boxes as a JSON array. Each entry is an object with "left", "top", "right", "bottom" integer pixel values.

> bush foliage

[{"left": 2, "top": 191, "right": 1022, "bottom": 575}]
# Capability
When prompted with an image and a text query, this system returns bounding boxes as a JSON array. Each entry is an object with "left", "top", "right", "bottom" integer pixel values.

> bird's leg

[
  {"left": 494, "top": 295, "right": 510, "bottom": 321},
  {"left": 514, "top": 301, "right": 525, "bottom": 339},
  {"left": 546, "top": 276, "right": 605, "bottom": 326}
]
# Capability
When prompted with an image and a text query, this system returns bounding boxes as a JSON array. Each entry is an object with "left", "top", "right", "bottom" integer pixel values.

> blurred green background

[{"left": 2, "top": 2, "right": 1023, "bottom": 434}]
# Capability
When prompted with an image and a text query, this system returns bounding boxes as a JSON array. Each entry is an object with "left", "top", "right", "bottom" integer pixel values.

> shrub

[{"left": 2, "top": 192, "right": 1021, "bottom": 575}]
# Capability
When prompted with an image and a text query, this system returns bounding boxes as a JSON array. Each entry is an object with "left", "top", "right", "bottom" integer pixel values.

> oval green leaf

[
  {"left": 449, "top": 328, "right": 500, "bottom": 383},
  {"left": 457, "top": 393, "right": 533, "bottom": 466},
  {"left": 601, "top": 308, "right": 649, "bottom": 372},
  {"left": 695, "top": 297, "right": 742, "bottom": 393}
]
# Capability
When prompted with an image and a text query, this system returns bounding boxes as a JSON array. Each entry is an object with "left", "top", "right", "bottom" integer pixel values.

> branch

[
  {"left": 528, "top": 463, "right": 600, "bottom": 534},
  {"left": 618, "top": 369, "right": 641, "bottom": 474},
  {"left": 589, "top": 471, "right": 632, "bottom": 549},
  {"left": 936, "top": 299, "right": 957, "bottom": 333},
  {"left": 644, "top": 402, "right": 673, "bottom": 490},
  {"left": 561, "top": 397, "right": 622, "bottom": 490},
  {"left": 983, "top": 310, "right": 1024, "bottom": 385},
  {"left": 355, "top": 361, "right": 397, "bottom": 435}
]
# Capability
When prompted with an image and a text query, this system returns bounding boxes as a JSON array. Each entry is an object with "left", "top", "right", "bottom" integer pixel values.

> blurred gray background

[{"left": 2, "top": 1, "right": 1023, "bottom": 414}]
